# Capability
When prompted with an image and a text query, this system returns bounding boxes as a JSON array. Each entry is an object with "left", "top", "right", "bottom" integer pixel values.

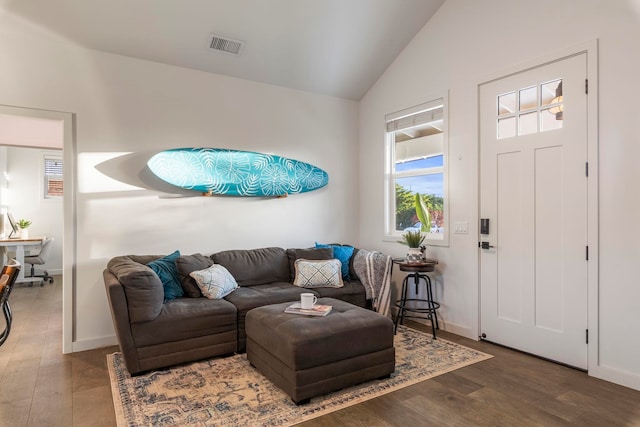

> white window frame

[
  {"left": 44, "top": 155, "right": 63, "bottom": 198},
  {"left": 384, "top": 94, "right": 449, "bottom": 247}
]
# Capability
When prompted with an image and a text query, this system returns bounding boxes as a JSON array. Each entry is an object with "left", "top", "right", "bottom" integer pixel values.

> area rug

[{"left": 108, "top": 326, "right": 492, "bottom": 426}]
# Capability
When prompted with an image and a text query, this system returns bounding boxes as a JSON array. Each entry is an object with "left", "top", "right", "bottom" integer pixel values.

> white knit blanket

[{"left": 353, "top": 249, "right": 392, "bottom": 317}]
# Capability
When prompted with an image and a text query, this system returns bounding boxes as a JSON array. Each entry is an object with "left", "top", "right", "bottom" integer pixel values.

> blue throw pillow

[
  {"left": 147, "top": 250, "right": 183, "bottom": 302},
  {"left": 315, "top": 243, "right": 354, "bottom": 280}
]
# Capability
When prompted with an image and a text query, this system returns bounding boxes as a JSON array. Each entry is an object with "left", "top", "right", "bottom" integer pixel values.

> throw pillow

[
  {"left": 285, "top": 247, "right": 334, "bottom": 281},
  {"left": 293, "top": 259, "right": 344, "bottom": 288},
  {"left": 176, "top": 253, "right": 214, "bottom": 298},
  {"left": 146, "top": 250, "right": 183, "bottom": 303},
  {"left": 315, "top": 243, "right": 355, "bottom": 280},
  {"left": 190, "top": 264, "right": 239, "bottom": 299}
]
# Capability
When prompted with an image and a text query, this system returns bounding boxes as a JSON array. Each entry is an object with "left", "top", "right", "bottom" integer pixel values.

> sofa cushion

[
  {"left": 293, "top": 259, "right": 344, "bottom": 288},
  {"left": 176, "top": 253, "right": 214, "bottom": 298},
  {"left": 190, "top": 264, "right": 239, "bottom": 299},
  {"left": 310, "top": 279, "right": 367, "bottom": 307},
  {"left": 223, "top": 282, "right": 312, "bottom": 352},
  {"left": 211, "top": 247, "right": 290, "bottom": 286},
  {"left": 107, "top": 255, "right": 164, "bottom": 323},
  {"left": 286, "top": 247, "right": 334, "bottom": 281},
  {"left": 131, "top": 297, "right": 237, "bottom": 348},
  {"left": 147, "top": 250, "right": 183, "bottom": 302},
  {"left": 315, "top": 243, "right": 355, "bottom": 280}
]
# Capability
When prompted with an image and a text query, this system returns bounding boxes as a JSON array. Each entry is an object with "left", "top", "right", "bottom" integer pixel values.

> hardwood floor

[{"left": 1, "top": 277, "right": 639, "bottom": 426}]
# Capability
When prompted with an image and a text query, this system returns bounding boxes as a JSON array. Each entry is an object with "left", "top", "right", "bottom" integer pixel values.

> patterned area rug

[{"left": 108, "top": 326, "right": 492, "bottom": 426}]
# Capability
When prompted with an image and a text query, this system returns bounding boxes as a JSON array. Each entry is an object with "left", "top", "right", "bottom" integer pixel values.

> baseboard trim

[
  {"left": 71, "top": 335, "right": 118, "bottom": 353},
  {"left": 409, "top": 318, "right": 476, "bottom": 340},
  {"left": 590, "top": 364, "right": 640, "bottom": 392}
]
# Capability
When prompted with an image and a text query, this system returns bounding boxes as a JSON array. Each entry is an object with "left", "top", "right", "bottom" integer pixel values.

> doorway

[
  {"left": 0, "top": 104, "right": 74, "bottom": 353},
  {"left": 478, "top": 53, "right": 590, "bottom": 369}
]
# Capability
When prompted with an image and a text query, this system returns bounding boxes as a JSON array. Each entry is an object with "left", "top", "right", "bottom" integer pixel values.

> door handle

[{"left": 479, "top": 241, "right": 494, "bottom": 250}]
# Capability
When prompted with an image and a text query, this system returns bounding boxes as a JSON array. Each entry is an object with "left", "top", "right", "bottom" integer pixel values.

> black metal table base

[{"left": 394, "top": 271, "right": 440, "bottom": 338}]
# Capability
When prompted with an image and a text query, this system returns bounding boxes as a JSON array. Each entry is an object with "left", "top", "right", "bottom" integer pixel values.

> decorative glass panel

[
  {"left": 541, "top": 107, "right": 563, "bottom": 132},
  {"left": 519, "top": 86, "right": 538, "bottom": 111},
  {"left": 518, "top": 112, "right": 538, "bottom": 135},
  {"left": 498, "top": 117, "right": 516, "bottom": 139},
  {"left": 498, "top": 92, "right": 517, "bottom": 115},
  {"left": 496, "top": 78, "right": 563, "bottom": 139},
  {"left": 542, "top": 79, "right": 562, "bottom": 105}
]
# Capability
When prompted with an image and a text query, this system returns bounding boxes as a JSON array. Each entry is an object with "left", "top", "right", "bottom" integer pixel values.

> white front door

[{"left": 479, "top": 53, "right": 588, "bottom": 369}]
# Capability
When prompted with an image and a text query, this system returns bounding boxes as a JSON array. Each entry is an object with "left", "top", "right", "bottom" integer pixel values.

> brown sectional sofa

[{"left": 104, "top": 246, "right": 367, "bottom": 375}]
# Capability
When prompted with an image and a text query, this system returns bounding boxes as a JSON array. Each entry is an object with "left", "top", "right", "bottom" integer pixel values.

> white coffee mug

[{"left": 300, "top": 293, "right": 318, "bottom": 309}]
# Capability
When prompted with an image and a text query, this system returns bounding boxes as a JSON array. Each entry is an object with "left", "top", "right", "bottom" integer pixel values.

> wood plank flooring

[{"left": 1, "top": 277, "right": 639, "bottom": 426}]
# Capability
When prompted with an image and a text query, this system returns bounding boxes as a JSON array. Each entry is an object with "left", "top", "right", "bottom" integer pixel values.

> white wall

[
  {"left": 359, "top": 0, "right": 640, "bottom": 390},
  {"left": 0, "top": 13, "right": 359, "bottom": 350},
  {"left": 0, "top": 146, "right": 6, "bottom": 214},
  {"left": 5, "top": 147, "right": 63, "bottom": 273}
]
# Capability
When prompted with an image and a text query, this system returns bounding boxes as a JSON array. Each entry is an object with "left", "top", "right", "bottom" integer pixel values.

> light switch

[{"left": 454, "top": 221, "right": 469, "bottom": 234}]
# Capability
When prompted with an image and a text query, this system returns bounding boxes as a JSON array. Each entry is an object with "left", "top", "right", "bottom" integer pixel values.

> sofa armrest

[
  {"left": 103, "top": 269, "right": 141, "bottom": 374},
  {"left": 107, "top": 255, "right": 164, "bottom": 322}
]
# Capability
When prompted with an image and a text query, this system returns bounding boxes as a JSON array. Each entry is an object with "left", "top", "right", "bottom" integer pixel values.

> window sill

[{"left": 383, "top": 233, "right": 449, "bottom": 248}]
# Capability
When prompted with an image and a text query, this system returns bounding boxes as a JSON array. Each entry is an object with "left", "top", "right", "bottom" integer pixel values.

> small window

[
  {"left": 385, "top": 96, "right": 448, "bottom": 245},
  {"left": 497, "top": 79, "right": 563, "bottom": 139},
  {"left": 44, "top": 156, "right": 63, "bottom": 198}
]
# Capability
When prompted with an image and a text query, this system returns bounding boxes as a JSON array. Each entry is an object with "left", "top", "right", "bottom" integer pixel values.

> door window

[{"left": 497, "top": 79, "right": 563, "bottom": 139}]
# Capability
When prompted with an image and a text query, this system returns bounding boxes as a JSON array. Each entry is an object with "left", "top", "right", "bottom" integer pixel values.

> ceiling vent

[{"left": 208, "top": 34, "right": 244, "bottom": 56}]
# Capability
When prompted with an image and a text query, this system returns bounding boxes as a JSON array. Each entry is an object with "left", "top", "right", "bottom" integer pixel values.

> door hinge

[
  {"left": 585, "top": 162, "right": 589, "bottom": 177},
  {"left": 586, "top": 329, "right": 589, "bottom": 344},
  {"left": 586, "top": 246, "right": 589, "bottom": 261},
  {"left": 585, "top": 79, "right": 589, "bottom": 94}
]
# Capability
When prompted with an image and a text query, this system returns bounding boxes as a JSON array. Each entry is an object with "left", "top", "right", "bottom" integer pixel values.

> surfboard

[{"left": 147, "top": 148, "right": 329, "bottom": 197}]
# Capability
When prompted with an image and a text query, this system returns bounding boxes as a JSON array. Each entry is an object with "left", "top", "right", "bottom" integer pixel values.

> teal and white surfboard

[{"left": 147, "top": 148, "right": 329, "bottom": 197}]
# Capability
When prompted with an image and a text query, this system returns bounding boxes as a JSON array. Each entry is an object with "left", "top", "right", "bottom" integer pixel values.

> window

[
  {"left": 385, "top": 96, "right": 448, "bottom": 245},
  {"left": 44, "top": 156, "right": 63, "bottom": 198},
  {"left": 497, "top": 78, "right": 563, "bottom": 139}
]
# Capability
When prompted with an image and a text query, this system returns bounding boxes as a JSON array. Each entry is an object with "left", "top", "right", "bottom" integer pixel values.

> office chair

[
  {"left": 24, "top": 237, "right": 54, "bottom": 286},
  {"left": 0, "top": 259, "right": 21, "bottom": 346}
]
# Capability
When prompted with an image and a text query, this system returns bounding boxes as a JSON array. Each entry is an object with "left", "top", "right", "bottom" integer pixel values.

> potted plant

[
  {"left": 17, "top": 219, "right": 32, "bottom": 239},
  {"left": 398, "top": 230, "right": 425, "bottom": 263}
]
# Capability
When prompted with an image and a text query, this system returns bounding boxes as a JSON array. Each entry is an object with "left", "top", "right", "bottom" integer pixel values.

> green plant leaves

[{"left": 415, "top": 193, "right": 431, "bottom": 232}]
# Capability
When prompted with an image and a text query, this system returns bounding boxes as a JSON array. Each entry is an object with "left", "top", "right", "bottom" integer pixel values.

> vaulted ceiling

[{"left": 0, "top": 0, "right": 444, "bottom": 100}]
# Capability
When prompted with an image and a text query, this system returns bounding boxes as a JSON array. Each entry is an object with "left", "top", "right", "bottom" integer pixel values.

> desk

[
  {"left": 393, "top": 259, "right": 440, "bottom": 338},
  {"left": 0, "top": 237, "right": 45, "bottom": 284}
]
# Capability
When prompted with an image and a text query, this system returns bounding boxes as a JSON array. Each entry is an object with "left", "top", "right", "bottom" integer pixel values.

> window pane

[
  {"left": 498, "top": 92, "right": 516, "bottom": 115},
  {"left": 498, "top": 116, "right": 516, "bottom": 139},
  {"left": 542, "top": 79, "right": 562, "bottom": 105},
  {"left": 541, "top": 107, "right": 563, "bottom": 132},
  {"left": 518, "top": 111, "right": 538, "bottom": 135},
  {"left": 519, "top": 86, "right": 538, "bottom": 111},
  {"left": 395, "top": 174, "right": 444, "bottom": 234},
  {"left": 47, "top": 179, "right": 64, "bottom": 196},
  {"left": 394, "top": 131, "right": 443, "bottom": 167},
  {"left": 395, "top": 155, "right": 443, "bottom": 172},
  {"left": 44, "top": 157, "right": 64, "bottom": 197}
]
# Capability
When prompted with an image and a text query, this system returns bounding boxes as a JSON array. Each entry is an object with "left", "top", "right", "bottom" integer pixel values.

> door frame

[
  {"left": 476, "top": 40, "right": 599, "bottom": 373},
  {"left": 0, "top": 104, "right": 76, "bottom": 354}
]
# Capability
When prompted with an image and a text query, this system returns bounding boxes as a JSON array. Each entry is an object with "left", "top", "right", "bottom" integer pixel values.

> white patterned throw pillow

[
  {"left": 189, "top": 264, "right": 239, "bottom": 299},
  {"left": 293, "top": 259, "right": 344, "bottom": 288}
]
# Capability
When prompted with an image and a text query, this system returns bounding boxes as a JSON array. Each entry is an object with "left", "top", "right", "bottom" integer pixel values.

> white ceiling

[{"left": 0, "top": 0, "right": 444, "bottom": 100}]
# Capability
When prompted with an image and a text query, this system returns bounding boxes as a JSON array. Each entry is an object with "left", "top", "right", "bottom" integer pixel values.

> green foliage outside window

[{"left": 395, "top": 184, "right": 444, "bottom": 231}]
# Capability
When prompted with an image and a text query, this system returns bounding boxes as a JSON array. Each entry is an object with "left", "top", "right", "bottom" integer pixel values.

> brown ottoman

[{"left": 245, "top": 297, "right": 395, "bottom": 404}]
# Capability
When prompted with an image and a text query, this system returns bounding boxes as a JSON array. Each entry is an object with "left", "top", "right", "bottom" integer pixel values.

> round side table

[{"left": 393, "top": 258, "right": 440, "bottom": 338}]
